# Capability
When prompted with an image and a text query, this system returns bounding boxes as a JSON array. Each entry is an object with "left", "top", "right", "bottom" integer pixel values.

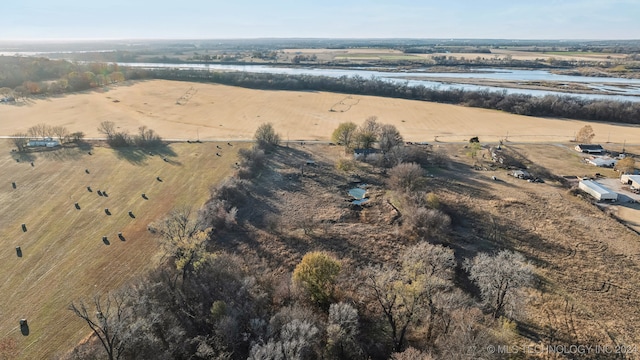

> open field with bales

[
  {"left": 2, "top": 80, "right": 640, "bottom": 144},
  {"left": 0, "top": 140, "right": 244, "bottom": 359}
]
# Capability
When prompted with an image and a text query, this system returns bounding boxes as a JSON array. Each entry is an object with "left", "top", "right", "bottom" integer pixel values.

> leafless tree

[
  {"left": 97, "top": 121, "right": 117, "bottom": 139},
  {"left": 326, "top": 302, "right": 361, "bottom": 359},
  {"left": 11, "top": 132, "right": 28, "bottom": 151},
  {"left": 51, "top": 125, "right": 69, "bottom": 142},
  {"left": 69, "top": 293, "right": 131, "bottom": 360},
  {"left": 576, "top": 125, "right": 595, "bottom": 144},
  {"left": 379, "top": 124, "right": 404, "bottom": 153},
  {"left": 466, "top": 250, "right": 534, "bottom": 318}
]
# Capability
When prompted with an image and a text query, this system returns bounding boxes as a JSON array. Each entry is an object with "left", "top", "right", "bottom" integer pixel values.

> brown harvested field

[
  {"left": 2, "top": 80, "right": 640, "bottom": 144},
  {"left": 0, "top": 140, "right": 244, "bottom": 359}
]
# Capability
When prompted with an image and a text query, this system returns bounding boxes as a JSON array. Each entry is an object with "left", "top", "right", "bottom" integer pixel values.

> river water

[{"left": 117, "top": 62, "right": 640, "bottom": 102}]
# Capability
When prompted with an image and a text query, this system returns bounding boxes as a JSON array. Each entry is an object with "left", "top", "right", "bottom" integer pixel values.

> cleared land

[
  {"left": 0, "top": 140, "right": 243, "bottom": 359},
  {"left": 2, "top": 80, "right": 640, "bottom": 144}
]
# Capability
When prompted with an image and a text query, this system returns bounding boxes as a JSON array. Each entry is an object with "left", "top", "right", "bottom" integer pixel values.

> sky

[{"left": 1, "top": 0, "right": 639, "bottom": 40}]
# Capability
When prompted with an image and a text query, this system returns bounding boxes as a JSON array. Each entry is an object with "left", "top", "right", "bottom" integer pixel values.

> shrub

[
  {"left": 293, "top": 252, "right": 341, "bottom": 308},
  {"left": 254, "top": 123, "right": 280, "bottom": 150},
  {"left": 336, "top": 158, "right": 357, "bottom": 172},
  {"left": 389, "top": 162, "right": 425, "bottom": 192}
]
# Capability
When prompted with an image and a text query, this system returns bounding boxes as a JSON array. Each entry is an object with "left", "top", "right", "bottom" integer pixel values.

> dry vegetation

[
  {"left": 0, "top": 139, "right": 244, "bottom": 359},
  {"left": 2, "top": 80, "right": 640, "bottom": 144}
]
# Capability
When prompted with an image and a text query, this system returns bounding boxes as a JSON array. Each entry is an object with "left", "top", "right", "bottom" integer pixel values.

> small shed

[
  {"left": 575, "top": 144, "right": 604, "bottom": 154},
  {"left": 579, "top": 180, "right": 618, "bottom": 201}
]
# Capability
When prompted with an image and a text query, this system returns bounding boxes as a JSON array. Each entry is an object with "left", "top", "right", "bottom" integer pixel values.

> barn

[
  {"left": 575, "top": 144, "right": 604, "bottom": 154},
  {"left": 578, "top": 180, "right": 618, "bottom": 201},
  {"left": 621, "top": 174, "right": 640, "bottom": 190}
]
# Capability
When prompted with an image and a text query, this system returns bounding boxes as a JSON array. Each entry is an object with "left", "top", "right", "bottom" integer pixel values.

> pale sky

[{"left": 2, "top": 0, "right": 639, "bottom": 40}]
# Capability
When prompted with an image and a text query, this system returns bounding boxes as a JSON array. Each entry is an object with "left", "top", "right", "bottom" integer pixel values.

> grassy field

[
  {"left": 2, "top": 80, "right": 640, "bottom": 145},
  {"left": 0, "top": 140, "right": 244, "bottom": 359}
]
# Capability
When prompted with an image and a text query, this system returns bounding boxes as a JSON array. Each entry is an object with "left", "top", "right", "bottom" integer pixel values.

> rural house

[
  {"left": 353, "top": 148, "right": 379, "bottom": 159},
  {"left": 578, "top": 180, "right": 618, "bottom": 201},
  {"left": 575, "top": 144, "right": 604, "bottom": 154}
]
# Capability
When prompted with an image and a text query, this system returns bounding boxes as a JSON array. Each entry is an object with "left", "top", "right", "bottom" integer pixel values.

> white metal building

[
  {"left": 621, "top": 174, "right": 640, "bottom": 189},
  {"left": 578, "top": 180, "right": 618, "bottom": 201}
]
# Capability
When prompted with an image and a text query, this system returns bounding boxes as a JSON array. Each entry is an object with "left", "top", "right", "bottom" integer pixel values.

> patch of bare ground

[{"left": 217, "top": 142, "right": 640, "bottom": 357}]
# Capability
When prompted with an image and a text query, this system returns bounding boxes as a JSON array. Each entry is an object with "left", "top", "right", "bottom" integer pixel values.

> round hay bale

[
  {"left": 85, "top": 169, "right": 90, "bottom": 174},
  {"left": 104, "top": 208, "right": 111, "bottom": 215},
  {"left": 12, "top": 182, "right": 16, "bottom": 189},
  {"left": 87, "top": 186, "right": 92, "bottom": 192},
  {"left": 75, "top": 202, "right": 80, "bottom": 210},
  {"left": 142, "top": 193, "right": 148, "bottom": 199},
  {"left": 97, "top": 190, "right": 103, "bottom": 196},
  {"left": 21, "top": 224, "right": 27, "bottom": 232},
  {"left": 16, "top": 246, "right": 22, "bottom": 257}
]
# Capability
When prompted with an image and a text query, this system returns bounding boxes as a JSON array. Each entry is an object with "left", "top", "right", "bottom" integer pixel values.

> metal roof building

[{"left": 578, "top": 180, "right": 618, "bottom": 201}]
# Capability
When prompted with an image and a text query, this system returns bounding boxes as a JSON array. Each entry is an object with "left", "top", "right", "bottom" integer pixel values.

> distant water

[{"left": 116, "top": 62, "right": 640, "bottom": 102}]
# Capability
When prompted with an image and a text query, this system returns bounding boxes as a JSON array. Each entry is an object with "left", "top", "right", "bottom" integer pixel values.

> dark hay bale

[
  {"left": 21, "top": 224, "right": 27, "bottom": 232},
  {"left": 12, "top": 182, "right": 16, "bottom": 189},
  {"left": 30, "top": 162, "right": 34, "bottom": 167},
  {"left": 118, "top": 232, "right": 126, "bottom": 241},
  {"left": 16, "top": 246, "right": 22, "bottom": 257},
  {"left": 102, "top": 236, "right": 110, "bottom": 245},
  {"left": 85, "top": 169, "right": 90, "bottom": 174},
  {"left": 163, "top": 157, "right": 168, "bottom": 162},
  {"left": 156, "top": 176, "right": 162, "bottom": 182},
  {"left": 128, "top": 211, "right": 135, "bottom": 218},
  {"left": 103, "top": 191, "right": 108, "bottom": 197},
  {"left": 104, "top": 208, "right": 111, "bottom": 215},
  {"left": 142, "top": 193, "right": 148, "bottom": 200},
  {"left": 217, "top": 145, "right": 222, "bottom": 149},
  {"left": 228, "top": 142, "right": 232, "bottom": 146},
  {"left": 216, "top": 152, "right": 221, "bottom": 157},
  {"left": 97, "top": 190, "right": 103, "bottom": 196},
  {"left": 87, "top": 186, "right": 92, "bottom": 192},
  {"left": 88, "top": 151, "right": 92, "bottom": 155},
  {"left": 75, "top": 202, "right": 81, "bottom": 210}
]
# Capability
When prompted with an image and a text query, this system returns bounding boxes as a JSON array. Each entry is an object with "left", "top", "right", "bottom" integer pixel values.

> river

[{"left": 117, "top": 62, "right": 640, "bottom": 102}]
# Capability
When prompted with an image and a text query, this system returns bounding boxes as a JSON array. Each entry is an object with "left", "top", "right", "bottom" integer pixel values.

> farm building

[
  {"left": 575, "top": 144, "right": 604, "bottom": 154},
  {"left": 578, "top": 180, "right": 618, "bottom": 201},
  {"left": 353, "top": 148, "right": 379, "bottom": 159},
  {"left": 27, "top": 137, "right": 60, "bottom": 148},
  {"left": 586, "top": 157, "right": 617, "bottom": 167},
  {"left": 621, "top": 174, "right": 640, "bottom": 189}
]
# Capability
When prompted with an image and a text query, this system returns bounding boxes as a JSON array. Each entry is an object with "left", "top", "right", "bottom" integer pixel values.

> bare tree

[
  {"left": 97, "top": 121, "right": 117, "bottom": 139},
  {"left": 576, "top": 125, "right": 595, "bottom": 144},
  {"left": 11, "top": 132, "right": 28, "bottom": 152},
  {"left": 401, "top": 242, "right": 455, "bottom": 344},
  {"left": 354, "top": 116, "right": 380, "bottom": 150},
  {"left": 363, "top": 265, "right": 419, "bottom": 352},
  {"left": 326, "top": 302, "right": 361, "bottom": 359},
  {"left": 27, "top": 123, "right": 51, "bottom": 139},
  {"left": 154, "top": 207, "right": 209, "bottom": 282},
  {"left": 69, "top": 293, "right": 131, "bottom": 360},
  {"left": 379, "top": 124, "right": 404, "bottom": 153},
  {"left": 466, "top": 250, "right": 533, "bottom": 318},
  {"left": 51, "top": 125, "right": 70, "bottom": 142}
]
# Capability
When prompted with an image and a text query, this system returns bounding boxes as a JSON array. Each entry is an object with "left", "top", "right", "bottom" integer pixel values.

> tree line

[{"left": 146, "top": 68, "right": 640, "bottom": 125}]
